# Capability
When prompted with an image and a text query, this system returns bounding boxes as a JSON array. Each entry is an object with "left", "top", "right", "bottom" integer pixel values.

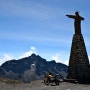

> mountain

[{"left": 0, "top": 54, "right": 68, "bottom": 82}]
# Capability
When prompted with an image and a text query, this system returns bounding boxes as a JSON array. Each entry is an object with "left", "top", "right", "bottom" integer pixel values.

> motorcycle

[{"left": 44, "top": 74, "right": 59, "bottom": 85}]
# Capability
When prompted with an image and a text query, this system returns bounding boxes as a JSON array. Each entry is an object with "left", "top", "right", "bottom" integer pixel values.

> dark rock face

[{"left": 0, "top": 54, "right": 68, "bottom": 82}]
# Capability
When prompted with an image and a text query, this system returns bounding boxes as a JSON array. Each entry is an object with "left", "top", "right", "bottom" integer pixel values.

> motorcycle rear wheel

[{"left": 55, "top": 81, "right": 59, "bottom": 85}]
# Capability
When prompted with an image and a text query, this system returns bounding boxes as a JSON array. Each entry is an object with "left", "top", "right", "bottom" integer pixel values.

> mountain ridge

[{"left": 0, "top": 53, "right": 68, "bottom": 82}]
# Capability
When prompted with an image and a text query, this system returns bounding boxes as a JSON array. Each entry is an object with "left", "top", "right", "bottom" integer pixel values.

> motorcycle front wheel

[{"left": 44, "top": 78, "right": 50, "bottom": 85}]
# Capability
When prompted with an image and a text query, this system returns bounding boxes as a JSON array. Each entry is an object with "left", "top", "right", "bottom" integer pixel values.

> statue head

[{"left": 75, "top": 11, "right": 79, "bottom": 16}]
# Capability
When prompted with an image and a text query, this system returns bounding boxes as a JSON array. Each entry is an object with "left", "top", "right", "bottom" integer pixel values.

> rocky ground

[{"left": 0, "top": 80, "right": 90, "bottom": 90}]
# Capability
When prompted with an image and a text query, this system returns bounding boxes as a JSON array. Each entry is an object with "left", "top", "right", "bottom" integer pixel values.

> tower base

[{"left": 68, "top": 34, "right": 90, "bottom": 83}]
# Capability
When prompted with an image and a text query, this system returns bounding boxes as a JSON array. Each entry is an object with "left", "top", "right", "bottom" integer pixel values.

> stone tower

[{"left": 66, "top": 12, "right": 90, "bottom": 83}]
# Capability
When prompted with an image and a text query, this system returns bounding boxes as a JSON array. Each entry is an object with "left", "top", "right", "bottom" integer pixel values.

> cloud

[
  {"left": 88, "top": 56, "right": 90, "bottom": 62},
  {"left": 51, "top": 53, "right": 69, "bottom": 65},
  {"left": 0, "top": 54, "right": 14, "bottom": 66},
  {"left": 52, "top": 53, "right": 61, "bottom": 62},
  {"left": 0, "top": 47, "right": 69, "bottom": 66},
  {"left": 0, "top": 46, "right": 37, "bottom": 66},
  {"left": 63, "top": 60, "right": 69, "bottom": 66},
  {"left": 19, "top": 46, "right": 37, "bottom": 59}
]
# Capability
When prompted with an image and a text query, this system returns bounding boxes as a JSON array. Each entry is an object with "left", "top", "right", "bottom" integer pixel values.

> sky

[{"left": 0, "top": 0, "right": 90, "bottom": 66}]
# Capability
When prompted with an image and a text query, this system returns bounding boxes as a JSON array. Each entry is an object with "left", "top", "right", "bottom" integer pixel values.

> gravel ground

[{"left": 0, "top": 80, "right": 90, "bottom": 90}]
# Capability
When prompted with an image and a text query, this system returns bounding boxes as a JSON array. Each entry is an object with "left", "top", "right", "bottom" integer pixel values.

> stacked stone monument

[{"left": 66, "top": 12, "right": 90, "bottom": 83}]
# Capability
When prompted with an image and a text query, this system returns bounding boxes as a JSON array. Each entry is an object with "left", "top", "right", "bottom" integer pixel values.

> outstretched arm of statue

[
  {"left": 66, "top": 15, "right": 75, "bottom": 19},
  {"left": 80, "top": 16, "right": 85, "bottom": 20}
]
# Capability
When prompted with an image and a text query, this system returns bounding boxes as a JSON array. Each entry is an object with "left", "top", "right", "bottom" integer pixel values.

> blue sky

[{"left": 0, "top": 0, "right": 90, "bottom": 65}]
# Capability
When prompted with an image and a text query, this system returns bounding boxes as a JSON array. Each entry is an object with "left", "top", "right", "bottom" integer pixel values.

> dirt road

[{"left": 0, "top": 80, "right": 90, "bottom": 90}]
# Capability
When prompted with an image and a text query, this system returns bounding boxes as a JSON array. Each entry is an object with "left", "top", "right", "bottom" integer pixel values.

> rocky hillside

[{"left": 0, "top": 54, "right": 68, "bottom": 82}]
